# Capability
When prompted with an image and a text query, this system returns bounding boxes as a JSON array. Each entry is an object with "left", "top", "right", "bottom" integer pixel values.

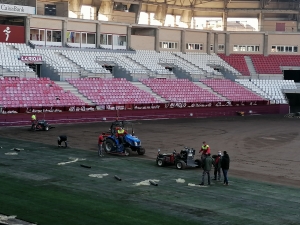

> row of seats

[
  {"left": 201, "top": 79, "right": 264, "bottom": 101},
  {"left": 236, "top": 79, "right": 295, "bottom": 103},
  {"left": 67, "top": 78, "right": 161, "bottom": 104},
  {"left": 140, "top": 79, "right": 223, "bottom": 102},
  {"left": 250, "top": 55, "right": 300, "bottom": 74},
  {"left": 0, "top": 77, "right": 85, "bottom": 107},
  {"left": 218, "top": 54, "right": 300, "bottom": 75},
  {"left": 218, "top": 54, "right": 250, "bottom": 76}
]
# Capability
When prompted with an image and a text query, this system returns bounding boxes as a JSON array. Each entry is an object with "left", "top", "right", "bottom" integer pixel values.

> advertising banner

[
  {"left": 20, "top": 55, "right": 43, "bottom": 62},
  {"left": 0, "top": 24, "right": 25, "bottom": 43},
  {"left": 0, "top": 4, "right": 35, "bottom": 14}
]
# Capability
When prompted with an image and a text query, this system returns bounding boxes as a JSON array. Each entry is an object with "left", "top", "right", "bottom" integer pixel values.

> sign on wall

[
  {"left": 0, "top": 4, "right": 35, "bottom": 14},
  {"left": 20, "top": 55, "right": 43, "bottom": 62},
  {"left": 0, "top": 25, "right": 25, "bottom": 43}
]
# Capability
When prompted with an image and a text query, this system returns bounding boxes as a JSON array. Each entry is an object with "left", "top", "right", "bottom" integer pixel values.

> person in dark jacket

[
  {"left": 58, "top": 135, "right": 68, "bottom": 148},
  {"left": 213, "top": 151, "right": 222, "bottom": 181},
  {"left": 200, "top": 153, "right": 214, "bottom": 186},
  {"left": 221, "top": 151, "right": 230, "bottom": 186}
]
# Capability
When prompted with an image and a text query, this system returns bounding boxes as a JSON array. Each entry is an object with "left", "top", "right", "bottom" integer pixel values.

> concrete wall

[
  {"left": 229, "top": 33, "right": 264, "bottom": 54},
  {"left": 159, "top": 28, "right": 181, "bottom": 42},
  {"left": 111, "top": 11, "right": 135, "bottom": 24},
  {"left": 184, "top": 31, "right": 207, "bottom": 52},
  {"left": 31, "top": 17, "right": 62, "bottom": 29},
  {"left": 263, "top": 20, "right": 297, "bottom": 32},
  {"left": 159, "top": 28, "right": 181, "bottom": 51},
  {"left": 268, "top": 33, "right": 300, "bottom": 54},
  {"left": 101, "top": 24, "right": 127, "bottom": 34},
  {"left": 68, "top": 21, "right": 97, "bottom": 32},
  {"left": 0, "top": 104, "right": 289, "bottom": 127},
  {"left": 131, "top": 35, "right": 155, "bottom": 50},
  {"left": 36, "top": 1, "right": 68, "bottom": 17}
]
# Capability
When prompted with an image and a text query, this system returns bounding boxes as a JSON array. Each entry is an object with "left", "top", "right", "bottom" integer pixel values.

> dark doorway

[
  {"left": 283, "top": 70, "right": 300, "bottom": 82},
  {"left": 26, "top": 64, "right": 41, "bottom": 77},
  {"left": 286, "top": 93, "right": 300, "bottom": 113}
]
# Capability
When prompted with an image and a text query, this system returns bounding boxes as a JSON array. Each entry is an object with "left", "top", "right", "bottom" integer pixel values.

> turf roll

[
  {"left": 114, "top": 175, "right": 122, "bottom": 181},
  {"left": 149, "top": 180, "right": 158, "bottom": 186},
  {"left": 80, "top": 164, "right": 91, "bottom": 169}
]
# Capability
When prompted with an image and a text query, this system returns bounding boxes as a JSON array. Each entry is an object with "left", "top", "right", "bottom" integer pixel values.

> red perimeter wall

[{"left": 0, "top": 104, "right": 289, "bottom": 127}]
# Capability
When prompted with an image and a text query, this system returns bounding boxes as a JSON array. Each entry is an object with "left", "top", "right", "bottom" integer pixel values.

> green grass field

[{"left": 0, "top": 137, "right": 299, "bottom": 225}]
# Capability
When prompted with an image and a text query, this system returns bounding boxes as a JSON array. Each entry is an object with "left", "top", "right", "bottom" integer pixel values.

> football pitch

[{"left": 0, "top": 137, "right": 299, "bottom": 225}]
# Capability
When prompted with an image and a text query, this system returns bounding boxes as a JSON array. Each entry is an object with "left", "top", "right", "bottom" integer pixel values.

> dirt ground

[{"left": 0, "top": 115, "right": 299, "bottom": 188}]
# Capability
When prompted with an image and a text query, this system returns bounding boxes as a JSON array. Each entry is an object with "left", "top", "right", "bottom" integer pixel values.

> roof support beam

[{"left": 124, "top": 0, "right": 298, "bottom": 14}]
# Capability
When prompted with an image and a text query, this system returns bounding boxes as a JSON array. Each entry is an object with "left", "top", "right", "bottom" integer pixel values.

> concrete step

[
  {"left": 244, "top": 56, "right": 257, "bottom": 77},
  {"left": 194, "top": 82, "right": 229, "bottom": 101},
  {"left": 131, "top": 82, "right": 167, "bottom": 102},
  {"left": 54, "top": 81, "right": 93, "bottom": 105}
]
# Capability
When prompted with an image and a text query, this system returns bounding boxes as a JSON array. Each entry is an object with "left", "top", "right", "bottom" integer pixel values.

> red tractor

[{"left": 156, "top": 147, "right": 201, "bottom": 170}]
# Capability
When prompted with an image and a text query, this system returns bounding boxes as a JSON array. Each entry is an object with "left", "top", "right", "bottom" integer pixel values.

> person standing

[
  {"left": 31, "top": 114, "right": 37, "bottom": 130},
  {"left": 199, "top": 141, "right": 211, "bottom": 162},
  {"left": 213, "top": 151, "right": 222, "bottom": 181},
  {"left": 221, "top": 151, "right": 230, "bottom": 186},
  {"left": 200, "top": 153, "right": 214, "bottom": 186},
  {"left": 98, "top": 132, "right": 105, "bottom": 157}
]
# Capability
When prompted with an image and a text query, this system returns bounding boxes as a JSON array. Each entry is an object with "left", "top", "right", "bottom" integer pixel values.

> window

[
  {"left": 160, "top": 41, "right": 178, "bottom": 49},
  {"left": 100, "top": 34, "right": 113, "bottom": 45},
  {"left": 118, "top": 36, "right": 126, "bottom": 46},
  {"left": 271, "top": 45, "right": 298, "bottom": 53},
  {"left": 210, "top": 44, "right": 213, "bottom": 51},
  {"left": 218, "top": 44, "right": 224, "bottom": 51},
  {"left": 30, "top": 29, "right": 61, "bottom": 42},
  {"left": 233, "top": 45, "right": 260, "bottom": 52},
  {"left": 186, "top": 43, "right": 203, "bottom": 50}
]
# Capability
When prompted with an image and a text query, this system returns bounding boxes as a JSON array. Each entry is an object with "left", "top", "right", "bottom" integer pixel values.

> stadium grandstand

[{"left": 0, "top": 0, "right": 300, "bottom": 123}]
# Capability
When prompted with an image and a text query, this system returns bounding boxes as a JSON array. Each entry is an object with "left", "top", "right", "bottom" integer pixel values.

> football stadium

[{"left": 0, "top": 0, "right": 300, "bottom": 224}]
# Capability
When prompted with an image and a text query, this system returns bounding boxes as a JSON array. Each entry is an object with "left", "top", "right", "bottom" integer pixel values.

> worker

[
  {"left": 31, "top": 114, "right": 37, "bottom": 130},
  {"left": 199, "top": 141, "right": 211, "bottom": 161},
  {"left": 98, "top": 132, "right": 105, "bottom": 157},
  {"left": 58, "top": 135, "right": 68, "bottom": 148},
  {"left": 116, "top": 127, "right": 127, "bottom": 144}
]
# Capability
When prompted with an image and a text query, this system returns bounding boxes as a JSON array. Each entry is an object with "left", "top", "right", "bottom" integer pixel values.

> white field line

[
  {"left": 133, "top": 179, "right": 160, "bottom": 186},
  {"left": 175, "top": 178, "right": 185, "bottom": 183},
  {"left": 58, "top": 157, "right": 86, "bottom": 165},
  {"left": 89, "top": 174, "right": 109, "bottom": 178}
]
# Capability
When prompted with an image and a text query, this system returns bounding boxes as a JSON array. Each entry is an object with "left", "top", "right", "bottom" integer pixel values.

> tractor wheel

[
  {"left": 137, "top": 147, "right": 145, "bottom": 155},
  {"left": 195, "top": 159, "right": 202, "bottom": 168},
  {"left": 156, "top": 159, "right": 165, "bottom": 167},
  {"left": 124, "top": 147, "right": 133, "bottom": 156},
  {"left": 176, "top": 160, "right": 186, "bottom": 170},
  {"left": 104, "top": 139, "right": 115, "bottom": 153}
]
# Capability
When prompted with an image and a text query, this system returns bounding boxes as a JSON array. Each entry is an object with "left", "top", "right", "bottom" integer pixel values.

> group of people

[{"left": 199, "top": 141, "right": 230, "bottom": 186}]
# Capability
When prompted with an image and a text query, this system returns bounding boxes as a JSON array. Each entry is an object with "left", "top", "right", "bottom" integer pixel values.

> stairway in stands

[
  {"left": 54, "top": 81, "right": 93, "bottom": 105},
  {"left": 194, "top": 82, "right": 229, "bottom": 101},
  {"left": 131, "top": 82, "right": 167, "bottom": 102},
  {"left": 244, "top": 56, "right": 258, "bottom": 79}
]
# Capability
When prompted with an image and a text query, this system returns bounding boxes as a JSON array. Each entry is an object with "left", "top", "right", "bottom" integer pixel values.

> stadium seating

[
  {"left": 0, "top": 43, "right": 35, "bottom": 76},
  {"left": 201, "top": 79, "right": 265, "bottom": 101},
  {"left": 218, "top": 54, "right": 250, "bottom": 76},
  {"left": 67, "top": 78, "right": 162, "bottom": 104},
  {"left": 128, "top": 50, "right": 175, "bottom": 76},
  {"left": 175, "top": 52, "right": 240, "bottom": 76},
  {"left": 140, "top": 79, "right": 223, "bottom": 102},
  {"left": 250, "top": 55, "right": 300, "bottom": 74},
  {"left": 236, "top": 79, "right": 295, "bottom": 104},
  {"left": 0, "top": 77, "right": 85, "bottom": 107}
]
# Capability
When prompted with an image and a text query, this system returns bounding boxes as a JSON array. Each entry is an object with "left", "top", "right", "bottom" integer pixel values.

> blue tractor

[{"left": 103, "top": 121, "right": 145, "bottom": 156}]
